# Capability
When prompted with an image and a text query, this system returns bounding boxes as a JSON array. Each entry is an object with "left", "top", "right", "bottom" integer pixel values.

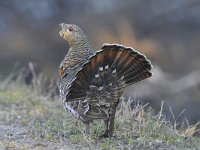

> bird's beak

[
  {"left": 59, "top": 23, "right": 70, "bottom": 40},
  {"left": 59, "top": 23, "right": 66, "bottom": 38}
]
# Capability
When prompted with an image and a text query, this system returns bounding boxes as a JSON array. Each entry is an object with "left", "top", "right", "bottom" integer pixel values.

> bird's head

[{"left": 59, "top": 23, "right": 87, "bottom": 46}]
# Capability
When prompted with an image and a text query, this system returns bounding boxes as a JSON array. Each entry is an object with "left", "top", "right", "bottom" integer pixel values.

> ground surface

[{"left": 0, "top": 78, "right": 200, "bottom": 150}]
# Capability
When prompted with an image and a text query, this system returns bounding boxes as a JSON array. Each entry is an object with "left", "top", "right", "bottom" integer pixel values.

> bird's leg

[
  {"left": 108, "top": 105, "right": 118, "bottom": 137},
  {"left": 108, "top": 112, "right": 115, "bottom": 137},
  {"left": 99, "top": 106, "right": 117, "bottom": 138},
  {"left": 84, "top": 122, "right": 90, "bottom": 134},
  {"left": 99, "top": 119, "right": 109, "bottom": 138}
]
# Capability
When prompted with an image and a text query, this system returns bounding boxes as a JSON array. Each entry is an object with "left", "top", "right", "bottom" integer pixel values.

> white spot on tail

[
  {"left": 112, "top": 69, "right": 116, "bottom": 74},
  {"left": 105, "top": 65, "right": 109, "bottom": 69},
  {"left": 99, "top": 67, "right": 103, "bottom": 71},
  {"left": 98, "top": 86, "right": 103, "bottom": 90},
  {"left": 95, "top": 74, "right": 100, "bottom": 78},
  {"left": 120, "top": 75, "right": 124, "bottom": 80},
  {"left": 90, "top": 85, "right": 96, "bottom": 88}
]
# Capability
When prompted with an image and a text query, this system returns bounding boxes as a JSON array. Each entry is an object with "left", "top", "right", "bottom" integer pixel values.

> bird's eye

[{"left": 68, "top": 27, "right": 74, "bottom": 32}]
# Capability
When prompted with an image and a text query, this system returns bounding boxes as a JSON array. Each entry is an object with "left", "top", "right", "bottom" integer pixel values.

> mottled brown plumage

[{"left": 59, "top": 23, "right": 152, "bottom": 137}]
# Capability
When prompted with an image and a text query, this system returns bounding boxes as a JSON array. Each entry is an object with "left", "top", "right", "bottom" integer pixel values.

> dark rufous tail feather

[{"left": 65, "top": 44, "right": 152, "bottom": 102}]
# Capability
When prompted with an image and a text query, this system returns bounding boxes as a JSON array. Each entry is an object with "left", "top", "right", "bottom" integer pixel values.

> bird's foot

[
  {"left": 99, "top": 133, "right": 109, "bottom": 138},
  {"left": 99, "top": 130, "right": 110, "bottom": 138}
]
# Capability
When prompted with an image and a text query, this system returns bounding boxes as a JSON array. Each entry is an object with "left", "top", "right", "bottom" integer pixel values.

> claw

[
  {"left": 99, "top": 133, "right": 109, "bottom": 138},
  {"left": 99, "top": 130, "right": 110, "bottom": 138}
]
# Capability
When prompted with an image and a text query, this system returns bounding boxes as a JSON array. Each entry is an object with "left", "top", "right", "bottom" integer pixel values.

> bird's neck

[
  {"left": 64, "top": 40, "right": 92, "bottom": 68},
  {"left": 69, "top": 39, "right": 91, "bottom": 55}
]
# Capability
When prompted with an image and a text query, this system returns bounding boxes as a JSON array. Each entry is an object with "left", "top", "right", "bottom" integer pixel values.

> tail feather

[
  {"left": 118, "top": 53, "right": 150, "bottom": 76},
  {"left": 111, "top": 50, "right": 124, "bottom": 69},
  {"left": 123, "top": 60, "right": 151, "bottom": 81},
  {"left": 101, "top": 48, "right": 118, "bottom": 67},
  {"left": 126, "top": 71, "right": 152, "bottom": 85},
  {"left": 65, "top": 44, "right": 152, "bottom": 102},
  {"left": 116, "top": 52, "right": 132, "bottom": 71}
]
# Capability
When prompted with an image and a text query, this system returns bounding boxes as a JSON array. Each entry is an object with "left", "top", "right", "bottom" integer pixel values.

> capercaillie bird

[{"left": 58, "top": 23, "right": 152, "bottom": 137}]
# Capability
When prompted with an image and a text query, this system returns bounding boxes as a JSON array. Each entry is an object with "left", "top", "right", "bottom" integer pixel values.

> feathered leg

[
  {"left": 108, "top": 101, "right": 119, "bottom": 137},
  {"left": 84, "top": 122, "right": 90, "bottom": 134},
  {"left": 108, "top": 106, "right": 117, "bottom": 137},
  {"left": 108, "top": 115, "right": 115, "bottom": 137},
  {"left": 99, "top": 119, "right": 109, "bottom": 138},
  {"left": 100, "top": 104, "right": 118, "bottom": 138}
]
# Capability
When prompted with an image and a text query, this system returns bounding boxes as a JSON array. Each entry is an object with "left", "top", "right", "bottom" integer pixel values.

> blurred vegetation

[
  {"left": 0, "top": 0, "right": 200, "bottom": 129},
  {"left": 1, "top": 0, "right": 200, "bottom": 76},
  {"left": 0, "top": 72, "right": 199, "bottom": 149}
]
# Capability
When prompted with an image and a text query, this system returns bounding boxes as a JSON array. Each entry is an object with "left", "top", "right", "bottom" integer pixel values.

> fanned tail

[{"left": 65, "top": 44, "right": 152, "bottom": 102}]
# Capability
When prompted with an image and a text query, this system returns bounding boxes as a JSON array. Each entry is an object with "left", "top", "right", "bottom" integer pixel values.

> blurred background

[{"left": 0, "top": 0, "right": 200, "bottom": 124}]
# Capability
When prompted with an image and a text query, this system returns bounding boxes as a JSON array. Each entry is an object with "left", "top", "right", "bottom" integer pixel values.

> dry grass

[{"left": 0, "top": 68, "right": 200, "bottom": 149}]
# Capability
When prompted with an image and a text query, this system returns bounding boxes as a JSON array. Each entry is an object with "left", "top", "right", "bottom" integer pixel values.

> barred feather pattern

[
  {"left": 60, "top": 43, "right": 152, "bottom": 123},
  {"left": 59, "top": 23, "right": 152, "bottom": 137}
]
